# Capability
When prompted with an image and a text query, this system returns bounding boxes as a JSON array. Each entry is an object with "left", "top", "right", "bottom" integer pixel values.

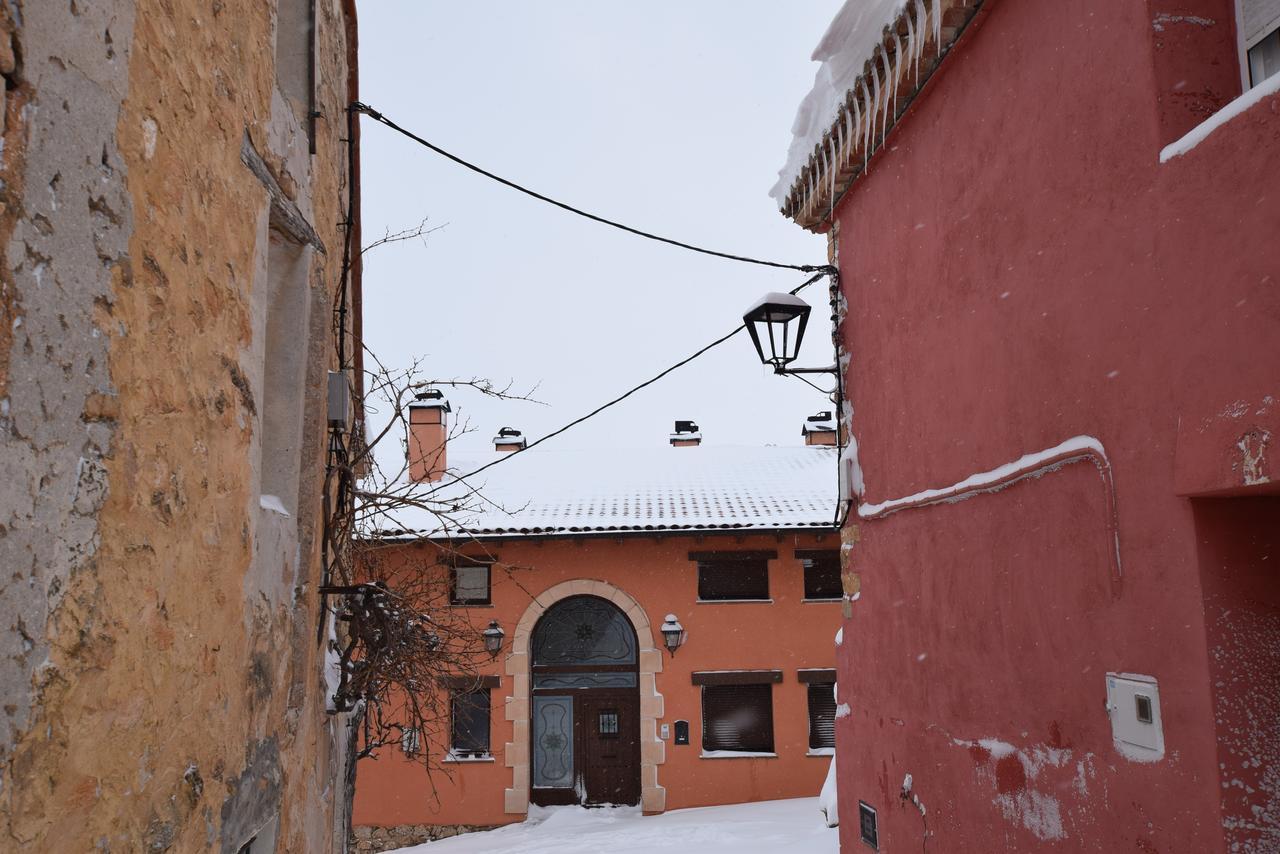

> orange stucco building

[{"left": 351, "top": 408, "right": 844, "bottom": 849}]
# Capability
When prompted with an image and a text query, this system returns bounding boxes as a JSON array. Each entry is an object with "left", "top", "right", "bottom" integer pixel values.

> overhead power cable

[
  {"left": 419, "top": 270, "right": 832, "bottom": 493},
  {"left": 351, "top": 102, "right": 828, "bottom": 274}
]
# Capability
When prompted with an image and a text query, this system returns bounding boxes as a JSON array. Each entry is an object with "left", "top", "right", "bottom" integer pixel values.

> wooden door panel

[{"left": 579, "top": 692, "right": 640, "bottom": 806}]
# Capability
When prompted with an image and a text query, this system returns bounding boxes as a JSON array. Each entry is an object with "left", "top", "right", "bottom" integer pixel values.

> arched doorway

[{"left": 529, "top": 595, "right": 641, "bottom": 807}]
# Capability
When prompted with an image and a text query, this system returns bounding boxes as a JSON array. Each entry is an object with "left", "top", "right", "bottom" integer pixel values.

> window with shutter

[
  {"left": 450, "top": 562, "right": 491, "bottom": 605},
  {"left": 701, "top": 683, "right": 775, "bottom": 753},
  {"left": 807, "top": 682, "right": 837, "bottom": 750},
  {"left": 798, "top": 550, "right": 842, "bottom": 600},
  {"left": 450, "top": 688, "right": 491, "bottom": 756},
  {"left": 697, "top": 557, "right": 770, "bottom": 601}
]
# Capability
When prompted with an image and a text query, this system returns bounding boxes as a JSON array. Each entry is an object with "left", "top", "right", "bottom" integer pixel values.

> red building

[{"left": 771, "top": 0, "right": 1280, "bottom": 850}]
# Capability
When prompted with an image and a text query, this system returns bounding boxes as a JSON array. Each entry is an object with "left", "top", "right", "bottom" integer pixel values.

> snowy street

[{"left": 390, "top": 798, "right": 838, "bottom": 854}]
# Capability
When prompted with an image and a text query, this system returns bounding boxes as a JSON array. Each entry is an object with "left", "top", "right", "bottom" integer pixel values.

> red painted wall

[
  {"left": 830, "top": 0, "right": 1280, "bottom": 850},
  {"left": 352, "top": 531, "right": 842, "bottom": 830}
]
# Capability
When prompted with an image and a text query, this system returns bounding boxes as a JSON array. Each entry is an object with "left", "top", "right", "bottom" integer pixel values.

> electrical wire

[
  {"left": 418, "top": 270, "right": 833, "bottom": 494},
  {"left": 352, "top": 101, "right": 829, "bottom": 274}
]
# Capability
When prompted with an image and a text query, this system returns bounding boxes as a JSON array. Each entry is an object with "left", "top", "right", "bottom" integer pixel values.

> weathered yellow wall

[{"left": 0, "top": 1, "right": 359, "bottom": 850}]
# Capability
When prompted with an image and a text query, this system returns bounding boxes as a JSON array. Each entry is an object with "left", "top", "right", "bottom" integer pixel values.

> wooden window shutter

[
  {"left": 697, "top": 558, "right": 770, "bottom": 601},
  {"left": 807, "top": 682, "right": 837, "bottom": 750},
  {"left": 798, "top": 550, "right": 842, "bottom": 600},
  {"left": 702, "top": 683, "right": 774, "bottom": 752}
]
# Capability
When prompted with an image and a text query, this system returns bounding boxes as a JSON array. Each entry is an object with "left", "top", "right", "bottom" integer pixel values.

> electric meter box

[{"left": 1105, "top": 672, "right": 1164, "bottom": 761}]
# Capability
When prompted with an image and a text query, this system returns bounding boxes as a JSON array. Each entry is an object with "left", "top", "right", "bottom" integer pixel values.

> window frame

[
  {"left": 697, "top": 673, "right": 778, "bottom": 755},
  {"left": 797, "top": 549, "right": 843, "bottom": 601},
  {"left": 450, "top": 560, "right": 492, "bottom": 606},
  {"left": 448, "top": 686, "right": 492, "bottom": 758},
  {"left": 806, "top": 682, "right": 838, "bottom": 752},
  {"left": 692, "top": 550, "right": 775, "bottom": 603},
  {"left": 1237, "top": 0, "right": 1280, "bottom": 88}
]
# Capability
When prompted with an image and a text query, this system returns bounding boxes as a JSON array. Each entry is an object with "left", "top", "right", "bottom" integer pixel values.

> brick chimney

[
  {"left": 802, "top": 411, "right": 837, "bottom": 446},
  {"left": 493, "top": 427, "right": 527, "bottom": 453},
  {"left": 408, "top": 390, "right": 451, "bottom": 482},
  {"left": 669, "top": 420, "right": 702, "bottom": 447}
]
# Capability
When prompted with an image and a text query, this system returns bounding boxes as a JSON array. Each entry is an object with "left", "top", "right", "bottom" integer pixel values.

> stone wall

[
  {"left": 352, "top": 823, "right": 499, "bottom": 852},
  {"left": 0, "top": 1, "right": 361, "bottom": 850}
]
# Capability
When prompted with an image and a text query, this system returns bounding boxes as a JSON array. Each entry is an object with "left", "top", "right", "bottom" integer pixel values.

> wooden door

[{"left": 577, "top": 691, "right": 640, "bottom": 806}]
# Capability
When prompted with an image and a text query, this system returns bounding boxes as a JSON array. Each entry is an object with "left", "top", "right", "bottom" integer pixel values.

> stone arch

[{"left": 502, "top": 579, "right": 666, "bottom": 814}]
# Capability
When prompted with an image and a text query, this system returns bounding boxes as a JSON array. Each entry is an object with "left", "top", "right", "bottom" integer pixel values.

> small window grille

[
  {"left": 1135, "top": 694, "right": 1153, "bottom": 724},
  {"left": 858, "top": 801, "right": 879, "bottom": 849},
  {"left": 599, "top": 711, "right": 619, "bottom": 736}
]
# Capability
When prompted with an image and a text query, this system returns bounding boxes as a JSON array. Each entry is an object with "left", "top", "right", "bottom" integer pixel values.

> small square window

[
  {"left": 1135, "top": 694, "right": 1153, "bottom": 724},
  {"left": 800, "top": 551, "right": 842, "bottom": 600},
  {"left": 450, "top": 688, "right": 490, "bottom": 756},
  {"left": 697, "top": 558, "right": 769, "bottom": 601},
  {"left": 598, "top": 711, "right": 619, "bottom": 736},
  {"left": 451, "top": 562, "right": 491, "bottom": 605}
]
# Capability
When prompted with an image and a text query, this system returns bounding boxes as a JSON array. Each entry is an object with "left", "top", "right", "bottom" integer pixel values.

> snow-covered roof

[
  {"left": 370, "top": 445, "right": 838, "bottom": 540},
  {"left": 770, "top": 0, "right": 980, "bottom": 230}
]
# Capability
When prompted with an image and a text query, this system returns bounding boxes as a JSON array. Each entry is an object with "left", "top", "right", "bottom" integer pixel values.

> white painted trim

[{"left": 699, "top": 750, "right": 779, "bottom": 759}]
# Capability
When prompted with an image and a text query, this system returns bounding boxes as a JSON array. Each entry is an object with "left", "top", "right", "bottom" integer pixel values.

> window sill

[
  {"left": 443, "top": 751, "right": 494, "bottom": 764},
  {"left": 696, "top": 599, "right": 774, "bottom": 605},
  {"left": 448, "top": 603, "right": 494, "bottom": 608},
  {"left": 801, "top": 598, "right": 842, "bottom": 604},
  {"left": 700, "top": 750, "right": 778, "bottom": 759},
  {"left": 806, "top": 748, "right": 835, "bottom": 757}
]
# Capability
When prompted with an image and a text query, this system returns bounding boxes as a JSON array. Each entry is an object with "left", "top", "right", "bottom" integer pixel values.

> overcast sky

[{"left": 357, "top": 2, "right": 844, "bottom": 460}]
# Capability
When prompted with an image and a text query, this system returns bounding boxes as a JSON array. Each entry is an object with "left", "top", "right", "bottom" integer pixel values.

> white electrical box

[
  {"left": 660, "top": 724, "right": 670, "bottom": 740},
  {"left": 1105, "top": 672, "right": 1164, "bottom": 762}
]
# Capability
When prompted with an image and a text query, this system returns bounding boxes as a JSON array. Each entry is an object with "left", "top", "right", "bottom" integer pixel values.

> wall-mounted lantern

[
  {"left": 742, "top": 292, "right": 837, "bottom": 376},
  {"left": 660, "top": 614, "right": 687, "bottom": 657},
  {"left": 743, "top": 292, "right": 811, "bottom": 371},
  {"left": 482, "top": 620, "right": 505, "bottom": 658}
]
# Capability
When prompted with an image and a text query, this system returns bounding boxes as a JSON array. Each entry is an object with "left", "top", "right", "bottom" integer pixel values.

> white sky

[{"left": 356, "top": 1, "right": 844, "bottom": 458}]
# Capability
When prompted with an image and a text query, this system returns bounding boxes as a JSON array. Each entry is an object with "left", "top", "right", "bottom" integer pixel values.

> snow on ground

[{"left": 390, "top": 798, "right": 837, "bottom": 854}]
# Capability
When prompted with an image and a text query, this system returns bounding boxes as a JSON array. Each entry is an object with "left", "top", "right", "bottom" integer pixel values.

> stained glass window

[{"left": 532, "top": 596, "right": 636, "bottom": 666}]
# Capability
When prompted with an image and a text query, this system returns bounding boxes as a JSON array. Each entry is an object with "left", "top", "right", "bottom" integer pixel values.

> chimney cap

[
  {"left": 801, "top": 410, "right": 836, "bottom": 435},
  {"left": 493, "top": 427, "right": 527, "bottom": 450},
  {"left": 410, "top": 388, "right": 451, "bottom": 412},
  {"left": 669, "top": 420, "right": 702, "bottom": 445}
]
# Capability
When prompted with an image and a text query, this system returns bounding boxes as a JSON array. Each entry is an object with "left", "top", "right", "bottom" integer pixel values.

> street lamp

[
  {"left": 660, "top": 614, "right": 687, "bottom": 657},
  {"left": 742, "top": 292, "right": 836, "bottom": 375},
  {"left": 482, "top": 620, "right": 505, "bottom": 658}
]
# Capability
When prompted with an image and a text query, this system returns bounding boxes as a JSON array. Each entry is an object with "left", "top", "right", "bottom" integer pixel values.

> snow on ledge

[
  {"left": 858, "top": 435, "right": 1107, "bottom": 518},
  {"left": 259, "top": 494, "right": 290, "bottom": 517},
  {"left": 700, "top": 750, "right": 779, "bottom": 759},
  {"left": 1160, "top": 73, "right": 1280, "bottom": 163},
  {"left": 807, "top": 747, "right": 836, "bottom": 757}
]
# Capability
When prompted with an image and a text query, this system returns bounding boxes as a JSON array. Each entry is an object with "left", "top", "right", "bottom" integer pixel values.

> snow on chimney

[
  {"left": 802, "top": 410, "right": 837, "bottom": 446},
  {"left": 493, "top": 427, "right": 527, "bottom": 453},
  {"left": 408, "top": 389, "right": 451, "bottom": 482},
  {"left": 669, "top": 420, "right": 702, "bottom": 447}
]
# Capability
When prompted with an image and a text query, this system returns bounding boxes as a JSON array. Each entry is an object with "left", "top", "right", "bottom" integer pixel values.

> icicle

[
  {"left": 828, "top": 136, "right": 837, "bottom": 221},
  {"left": 891, "top": 29, "right": 903, "bottom": 126},
  {"left": 859, "top": 77, "right": 871, "bottom": 170},
  {"left": 869, "top": 59, "right": 882, "bottom": 152},
  {"left": 905, "top": 6, "right": 917, "bottom": 85},
  {"left": 933, "top": 0, "right": 942, "bottom": 56},
  {"left": 914, "top": 0, "right": 927, "bottom": 79}
]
